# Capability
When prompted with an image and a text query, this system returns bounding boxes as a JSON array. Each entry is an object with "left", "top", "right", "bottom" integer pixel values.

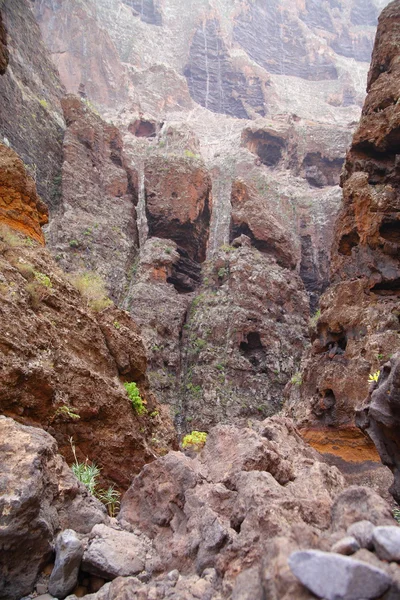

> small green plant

[
  {"left": 186, "top": 383, "right": 202, "bottom": 395},
  {"left": 291, "top": 372, "right": 303, "bottom": 386},
  {"left": 54, "top": 406, "right": 80, "bottom": 421},
  {"left": 216, "top": 363, "right": 225, "bottom": 371},
  {"left": 71, "top": 271, "right": 112, "bottom": 312},
  {"left": 69, "top": 239, "right": 79, "bottom": 248},
  {"left": 193, "top": 338, "right": 206, "bottom": 351},
  {"left": 113, "top": 320, "right": 121, "bottom": 330},
  {"left": 368, "top": 370, "right": 380, "bottom": 384},
  {"left": 70, "top": 438, "right": 100, "bottom": 495},
  {"left": 220, "top": 244, "right": 236, "bottom": 253},
  {"left": 34, "top": 271, "right": 52, "bottom": 288},
  {"left": 149, "top": 410, "right": 159, "bottom": 418},
  {"left": 182, "top": 431, "right": 208, "bottom": 451},
  {"left": 39, "top": 98, "right": 49, "bottom": 110},
  {"left": 96, "top": 486, "right": 120, "bottom": 518},
  {"left": 309, "top": 309, "right": 321, "bottom": 328},
  {"left": 124, "top": 381, "right": 147, "bottom": 415},
  {"left": 377, "top": 353, "right": 384, "bottom": 361},
  {"left": 393, "top": 507, "right": 400, "bottom": 524},
  {"left": 218, "top": 267, "right": 228, "bottom": 279}
]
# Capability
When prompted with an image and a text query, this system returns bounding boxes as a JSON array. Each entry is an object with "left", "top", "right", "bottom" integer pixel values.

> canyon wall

[
  {"left": 27, "top": 0, "right": 391, "bottom": 429},
  {"left": 287, "top": 0, "right": 400, "bottom": 471}
]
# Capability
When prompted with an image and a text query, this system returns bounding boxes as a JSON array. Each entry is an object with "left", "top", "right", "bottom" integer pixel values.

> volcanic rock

[
  {"left": 0, "top": 0, "right": 65, "bottom": 207},
  {"left": 372, "top": 526, "right": 400, "bottom": 562},
  {"left": 48, "top": 530, "right": 84, "bottom": 599},
  {"left": 0, "top": 11, "right": 9, "bottom": 75},
  {"left": 0, "top": 143, "right": 48, "bottom": 244},
  {"left": 288, "top": 549, "right": 391, "bottom": 600},
  {"left": 0, "top": 416, "right": 106, "bottom": 600},
  {"left": 45, "top": 94, "right": 139, "bottom": 304},
  {"left": 0, "top": 222, "right": 175, "bottom": 489}
]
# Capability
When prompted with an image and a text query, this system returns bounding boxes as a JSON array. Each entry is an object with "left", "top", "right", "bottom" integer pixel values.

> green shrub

[
  {"left": 71, "top": 271, "right": 112, "bottom": 312},
  {"left": 124, "top": 381, "right": 147, "bottom": 415},
  {"left": 34, "top": 271, "right": 52, "bottom": 288},
  {"left": 182, "top": 431, "right": 208, "bottom": 451},
  {"left": 54, "top": 405, "right": 80, "bottom": 421}
]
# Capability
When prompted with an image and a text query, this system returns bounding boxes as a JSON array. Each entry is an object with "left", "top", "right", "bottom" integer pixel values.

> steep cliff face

[
  {"left": 29, "top": 0, "right": 390, "bottom": 429},
  {"left": 0, "top": 11, "right": 9, "bottom": 74},
  {"left": 0, "top": 145, "right": 175, "bottom": 489},
  {"left": 45, "top": 95, "right": 139, "bottom": 304},
  {"left": 0, "top": 0, "right": 65, "bottom": 207},
  {"left": 288, "top": 0, "right": 400, "bottom": 464}
]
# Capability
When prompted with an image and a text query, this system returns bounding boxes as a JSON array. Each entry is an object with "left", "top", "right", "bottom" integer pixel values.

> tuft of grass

[
  {"left": 54, "top": 406, "right": 80, "bottom": 421},
  {"left": 309, "top": 309, "right": 321, "bottom": 328},
  {"left": 291, "top": 372, "right": 303, "bottom": 386},
  {"left": 70, "top": 271, "right": 112, "bottom": 312},
  {"left": 96, "top": 486, "right": 120, "bottom": 518}
]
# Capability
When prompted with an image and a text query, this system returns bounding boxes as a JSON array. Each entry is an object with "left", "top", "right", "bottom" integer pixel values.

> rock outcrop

[
  {"left": 0, "top": 11, "right": 9, "bottom": 75},
  {"left": 45, "top": 95, "right": 139, "bottom": 303},
  {"left": 357, "top": 354, "right": 400, "bottom": 503},
  {"left": 0, "top": 144, "right": 48, "bottom": 244},
  {"left": 0, "top": 0, "right": 65, "bottom": 207},
  {"left": 288, "top": 1, "right": 400, "bottom": 469},
  {"left": 0, "top": 416, "right": 107, "bottom": 600}
]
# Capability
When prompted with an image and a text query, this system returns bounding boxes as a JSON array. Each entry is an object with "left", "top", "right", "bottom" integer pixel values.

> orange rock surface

[
  {"left": 0, "top": 143, "right": 48, "bottom": 244},
  {"left": 301, "top": 427, "right": 381, "bottom": 463}
]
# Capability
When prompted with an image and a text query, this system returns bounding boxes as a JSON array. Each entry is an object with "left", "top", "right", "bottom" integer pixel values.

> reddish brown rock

[
  {"left": 288, "top": 2, "right": 400, "bottom": 457},
  {"left": 144, "top": 154, "right": 212, "bottom": 263},
  {"left": 230, "top": 179, "right": 298, "bottom": 269},
  {"left": 0, "top": 416, "right": 107, "bottom": 600},
  {"left": 0, "top": 226, "right": 175, "bottom": 490},
  {"left": 0, "top": 143, "right": 48, "bottom": 244},
  {"left": 45, "top": 95, "right": 139, "bottom": 303}
]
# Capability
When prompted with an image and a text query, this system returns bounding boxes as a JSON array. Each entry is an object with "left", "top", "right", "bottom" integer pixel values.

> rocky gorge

[{"left": 2, "top": 0, "right": 400, "bottom": 598}]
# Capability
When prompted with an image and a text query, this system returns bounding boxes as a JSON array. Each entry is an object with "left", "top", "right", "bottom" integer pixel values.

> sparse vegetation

[
  {"left": 291, "top": 372, "right": 303, "bottom": 386},
  {"left": 368, "top": 370, "right": 380, "bottom": 384},
  {"left": 182, "top": 431, "right": 208, "bottom": 451},
  {"left": 70, "top": 437, "right": 120, "bottom": 517},
  {"left": 309, "top": 309, "right": 321, "bottom": 328},
  {"left": 0, "top": 224, "right": 21, "bottom": 247},
  {"left": 70, "top": 271, "right": 113, "bottom": 312},
  {"left": 69, "top": 239, "right": 79, "bottom": 248},
  {"left": 54, "top": 405, "right": 80, "bottom": 421},
  {"left": 124, "top": 381, "right": 147, "bottom": 415},
  {"left": 218, "top": 267, "right": 229, "bottom": 279},
  {"left": 39, "top": 98, "right": 49, "bottom": 110}
]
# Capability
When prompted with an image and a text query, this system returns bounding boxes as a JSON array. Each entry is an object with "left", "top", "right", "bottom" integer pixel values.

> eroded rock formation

[
  {"left": 0, "top": 11, "right": 9, "bottom": 75},
  {"left": 45, "top": 95, "right": 139, "bottom": 303},
  {"left": 0, "top": 0, "right": 65, "bottom": 207},
  {"left": 0, "top": 144, "right": 48, "bottom": 244},
  {"left": 287, "top": 0, "right": 400, "bottom": 474}
]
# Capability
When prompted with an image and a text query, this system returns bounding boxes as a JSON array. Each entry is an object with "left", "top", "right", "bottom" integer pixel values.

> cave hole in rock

[
  {"left": 302, "top": 152, "right": 344, "bottom": 188},
  {"left": 239, "top": 332, "right": 267, "bottom": 368},
  {"left": 338, "top": 230, "right": 360, "bottom": 256},
  {"left": 371, "top": 278, "right": 400, "bottom": 295},
  {"left": 380, "top": 218, "right": 400, "bottom": 244},
  {"left": 313, "top": 389, "right": 337, "bottom": 422},
  {"left": 241, "top": 130, "right": 285, "bottom": 167},
  {"left": 230, "top": 222, "right": 273, "bottom": 255},
  {"left": 230, "top": 515, "right": 244, "bottom": 534},
  {"left": 318, "top": 326, "right": 348, "bottom": 354},
  {"left": 128, "top": 119, "right": 158, "bottom": 138},
  {"left": 166, "top": 247, "right": 202, "bottom": 294}
]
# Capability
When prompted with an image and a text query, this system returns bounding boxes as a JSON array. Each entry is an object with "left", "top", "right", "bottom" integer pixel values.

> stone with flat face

[{"left": 288, "top": 549, "right": 391, "bottom": 600}]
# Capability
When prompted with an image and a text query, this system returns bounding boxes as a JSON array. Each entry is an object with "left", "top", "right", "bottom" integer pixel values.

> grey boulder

[
  {"left": 82, "top": 524, "right": 150, "bottom": 579},
  {"left": 331, "top": 536, "right": 360, "bottom": 556},
  {"left": 373, "top": 526, "right": 400, "bottom": 562},
  {"left": 347, "top": 520, "right": 375, "bottom": 550},
  {"left": 288, "top": 549, "right": 391, "bottom": 600},
  {"left": 48, "top": 529, "right": 83, "bottom": 598}
]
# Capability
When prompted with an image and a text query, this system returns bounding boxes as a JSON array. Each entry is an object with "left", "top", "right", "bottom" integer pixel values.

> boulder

[
  {"left": 0, "top": 416, "right": 106, "bottom": 600},
  {"left": 82, "top": 524, "right": 152, "bottom": 580},
  {"left": 373, "top": 526, "right": 400, "bottom": 562},
  {"left": 288, "top": 549, "right": 391, "bottom": 600},
  {"left": 48, "top": 530, "right": 84, "bottom": 599}
]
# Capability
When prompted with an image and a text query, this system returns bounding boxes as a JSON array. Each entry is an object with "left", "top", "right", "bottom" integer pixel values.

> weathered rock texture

[
  {"left": 0, "top": 222, "right": 175, "bottom": 489},
  {"left": 0, "top": 144, "right": 48, "bottom": 244},
  {"left": 357, "top": 354, "right": 400, "bottom": 503},
  {"left": 115, "top": 417, "right": 397, "bottom": 599},
  {"left": 0, "top": 0, "right": 65, "bottom": 207},
  {"left": 0, "top": 11, "right": 9, "bottom": 75},
  {"left": 45, "top": 95, "right": 139, "bottom": 303},
  {"left": 288, "top": 1, "right": 400, "bottom": 462},
  {"left": 0, "top": 416, "right": 107, "bottom": 600}
]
